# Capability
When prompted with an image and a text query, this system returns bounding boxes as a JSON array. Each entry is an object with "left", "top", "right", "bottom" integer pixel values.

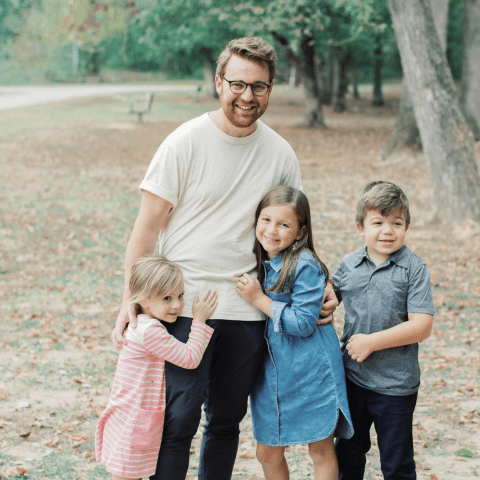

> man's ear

[
  {"left": 356, "top": 222, "right": 365, "bottom": 237},
  {"left": 215, "top": 74, "right": 223, "bottom": 94}
]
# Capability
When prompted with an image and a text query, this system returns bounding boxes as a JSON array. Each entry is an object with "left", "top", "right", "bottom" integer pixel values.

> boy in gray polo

[{"left": 333, "top": 181, "right": 435, "bottom": 480}]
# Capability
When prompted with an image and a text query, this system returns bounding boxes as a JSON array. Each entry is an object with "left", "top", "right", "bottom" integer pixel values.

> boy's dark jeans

[
  {"left": 336, "top": 378, "right": 418, "bottom": 480},
  {"left": 149, "top": 317, "right": 266, "bottom": 480}
]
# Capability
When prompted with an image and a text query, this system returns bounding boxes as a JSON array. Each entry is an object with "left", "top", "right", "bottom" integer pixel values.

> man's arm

[
  {"left": 346, "top": 313, "right": 433, "bottom": 363},
  {"left": 111, "top": 191, "right": 173, "bottom": 349},
  {"left": 317, "top": 282, "right": 338, "bottom": 325}
]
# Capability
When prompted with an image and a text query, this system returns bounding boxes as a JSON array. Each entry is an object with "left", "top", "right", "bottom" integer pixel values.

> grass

[{"left": 0, "top": 86, "right": 218, "bottom": 140}]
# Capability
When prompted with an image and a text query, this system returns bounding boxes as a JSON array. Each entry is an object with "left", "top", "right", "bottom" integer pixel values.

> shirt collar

[
  {"left": 353, "top": 244, "right": 409, "bottom": 268},
  {"left": 264, "top": 252, "right": 283, "bottom": 272}
]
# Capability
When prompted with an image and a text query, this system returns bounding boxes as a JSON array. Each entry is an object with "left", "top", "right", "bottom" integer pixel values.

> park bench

[{"left": 129, "top": 92, "right": 154, "bottom": 123}]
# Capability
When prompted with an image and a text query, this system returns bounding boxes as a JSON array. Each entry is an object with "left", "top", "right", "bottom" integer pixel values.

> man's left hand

[{"left": 318, "top": 283, "right": 338, "bottom": 325}]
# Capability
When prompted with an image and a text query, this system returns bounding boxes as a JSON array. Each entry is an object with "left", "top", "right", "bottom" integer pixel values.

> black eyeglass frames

[{"left": 221, "top": 76, "right": 271, "bottom": 96}]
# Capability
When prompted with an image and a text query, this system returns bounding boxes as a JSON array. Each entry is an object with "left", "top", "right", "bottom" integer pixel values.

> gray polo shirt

[{"left": 332, "top": 244, "right": 435, "bottom": 396}]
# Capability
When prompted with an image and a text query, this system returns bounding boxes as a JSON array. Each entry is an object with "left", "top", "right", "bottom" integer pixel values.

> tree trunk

[
  {"left": 300, "top": 42, "right": 327, "bottom": 127},
  {"left": 382, "top": 0, "right": 449, "bottom": 159},
  {"left": 460, "top": 0, "right": 480, "bottom": 139},
  {"left": 372, "top": 35, "right": 384, "bottom": 106},
  {"left": 345, "top": 49, "right": 360, "bottom": 100},
  {"left": 203, "top": 59, "right": 217, "bottom": 99},
  {"left": 380, "top": 81, "right": 421, "bottom": 160},
  {"left": 332, "top": 46, "right": 347, "bottom": 112},
  {"left": 273, "top": 32, "right": 326, "bottom": 128},
  {"left": 388, "top": 0, "right": 480, "bottom": 222}
]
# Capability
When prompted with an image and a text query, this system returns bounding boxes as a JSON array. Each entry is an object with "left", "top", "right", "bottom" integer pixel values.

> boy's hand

[
  {"left": 347, "top": 334, "right": 375, "bottom": 362},
  {"left": 236, "top": 273, "right": 264, "bottom": 305},
  {"left": 192, "top": 290, "right": 218, "bottom": 323}
]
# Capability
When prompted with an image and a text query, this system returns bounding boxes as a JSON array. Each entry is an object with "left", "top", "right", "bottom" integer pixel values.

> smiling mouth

[
  {"left": 236, "top": 104, "right": 255, "bottom": 111},
  {"left": 263, "top": 236, "right": 278, "bottom": 244}
]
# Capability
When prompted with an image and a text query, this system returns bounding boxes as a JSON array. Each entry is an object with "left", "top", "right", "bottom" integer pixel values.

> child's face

[
  {"left": 357, "top": 209, "right": 408, "bottom": 265},
  {"left": 140, "top": 281, "right": 185, "bottom": 323},
  {"left": 256, "top": 204, "right": 304, "bottom": 259}
]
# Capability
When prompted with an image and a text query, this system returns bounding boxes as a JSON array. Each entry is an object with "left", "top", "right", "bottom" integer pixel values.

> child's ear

[
  {"left": 356, "top": 222, "right": 365, "bottom": 236},
  {"left": 296, "top": 225, "right": 306, "bottom": 240}
]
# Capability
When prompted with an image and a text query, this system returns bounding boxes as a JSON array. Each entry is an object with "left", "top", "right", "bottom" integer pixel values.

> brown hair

[
  {"left": 127, "top": 255, "right": 183, "bottom": 317},
  {"left": 356, "top": 181, "right": 411, "bottom": 227},
  {"left": 216, "top": 37, "right": 277, "bottom": 82},
  {"left": 254, "top": 186, "right": 329, "bottom": 293}
]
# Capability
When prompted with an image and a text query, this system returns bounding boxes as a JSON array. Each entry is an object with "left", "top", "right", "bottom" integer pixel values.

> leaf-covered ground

[{"left": 0, "top": 90, "right": 479, "bottom": 480}]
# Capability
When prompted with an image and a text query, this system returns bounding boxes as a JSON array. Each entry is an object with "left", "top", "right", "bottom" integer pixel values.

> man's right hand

[{"left": 111, "top": 304, "right": 137, "bottom": 350}]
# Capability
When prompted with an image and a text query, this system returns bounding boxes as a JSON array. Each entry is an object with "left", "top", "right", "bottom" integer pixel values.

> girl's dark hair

[{"left": 254, "top": 186, "right": 329, "bottom": 293}]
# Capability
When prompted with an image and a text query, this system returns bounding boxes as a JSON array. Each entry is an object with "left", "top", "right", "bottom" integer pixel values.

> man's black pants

[{"left": 150, "top": 317, "right": 266, "bottom": 480}]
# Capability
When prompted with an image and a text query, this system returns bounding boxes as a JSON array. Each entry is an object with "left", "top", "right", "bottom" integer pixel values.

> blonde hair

[
  {"left": 254, "top": 186, "right": 329, "bottom": 293},
  {"left": 356, "top": 181, "right": 411, "bottom": 227},
  {"left": 216, "top": 37, "right": 277, "bottom": 82},
  {"left": 127, "top": 255, "right": 183, "bottom": 317}
]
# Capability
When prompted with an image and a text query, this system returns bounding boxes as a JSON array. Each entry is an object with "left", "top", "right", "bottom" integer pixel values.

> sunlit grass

[{"left": 0, "top": 87, "right": 218, "bottom": 140}]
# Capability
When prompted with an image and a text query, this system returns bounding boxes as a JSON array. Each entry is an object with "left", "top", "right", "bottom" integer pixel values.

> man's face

[{"left": 215, "top": 54, "right": 274, "bottom": 135}]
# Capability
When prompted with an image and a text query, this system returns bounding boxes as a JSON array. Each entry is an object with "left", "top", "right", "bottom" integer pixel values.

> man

[{"left": 111, "top": 37, "right": 337, "bottom": 480}]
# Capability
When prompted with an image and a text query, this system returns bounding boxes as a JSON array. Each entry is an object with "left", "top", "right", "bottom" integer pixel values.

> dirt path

[{"left": 0, "top": 91, "right": 479, "bottom": 479}]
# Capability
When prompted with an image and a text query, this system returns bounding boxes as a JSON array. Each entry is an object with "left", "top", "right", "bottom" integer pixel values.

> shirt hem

[{"left": 346, "top": 376, "right": 420, "bottom": 396}]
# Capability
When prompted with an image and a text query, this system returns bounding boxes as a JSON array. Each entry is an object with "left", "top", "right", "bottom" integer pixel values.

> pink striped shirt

[{"left": 96, "top": 316, "right": 213, "bottom": 477}]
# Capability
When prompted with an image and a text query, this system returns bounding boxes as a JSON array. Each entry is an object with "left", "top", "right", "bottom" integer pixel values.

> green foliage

[
  {"left": 128, "top": 0, "right": 242, "bottom": 77},
  {"left": 454, "top": 448, "right": 474, "bottom": 458},
  {"left": 0, "top": 0, "right": 35, "bottom": 53},
  {"left": 446, "top": 0, "right": 464, "bottom": 80},
  {"left": 0, "top": 0, "right": 462, "bottom": 84}
]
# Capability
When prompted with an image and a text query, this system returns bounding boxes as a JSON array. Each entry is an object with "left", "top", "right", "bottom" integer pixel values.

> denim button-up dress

[{"left": 251, "top": 250, "right": 353, "bottom": 446}]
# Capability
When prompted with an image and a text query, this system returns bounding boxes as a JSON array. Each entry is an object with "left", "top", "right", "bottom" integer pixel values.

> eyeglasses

[{"left": 221, "top": 76, "right": 271, "bottom": 97}]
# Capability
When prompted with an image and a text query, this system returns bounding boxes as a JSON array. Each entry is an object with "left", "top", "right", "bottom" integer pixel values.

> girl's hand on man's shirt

[
  {"left": 193, "top": 290, "right": 218, "bottom": 322},
  {"left": 236, "top": 273, "right": 264, "bottom": 305}
]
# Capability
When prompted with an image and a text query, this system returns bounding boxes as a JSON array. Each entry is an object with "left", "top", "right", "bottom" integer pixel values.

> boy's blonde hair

[
  {"left": 128, "top": 255, "right": 183, "bottom": 316},
  {"left": 356, "top": 181, "right": 411, "bottom": 227},
  {"left": 216, "top": 37, "right": 277, "bottom": 82}
]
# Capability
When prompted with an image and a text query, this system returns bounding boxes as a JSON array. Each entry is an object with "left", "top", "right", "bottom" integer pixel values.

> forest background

[{"left": 0, "top": 0, "right": 479, "bottom": 479}]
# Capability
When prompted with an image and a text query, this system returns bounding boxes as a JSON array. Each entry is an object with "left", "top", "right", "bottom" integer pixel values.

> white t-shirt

[{"left": 139, "top": 112, "right": 302, "bottom": 320}]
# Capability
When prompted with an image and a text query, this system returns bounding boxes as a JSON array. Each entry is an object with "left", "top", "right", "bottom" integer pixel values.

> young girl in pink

[{"left": 96, "top": 255, "right": 217, "bottom": 480}]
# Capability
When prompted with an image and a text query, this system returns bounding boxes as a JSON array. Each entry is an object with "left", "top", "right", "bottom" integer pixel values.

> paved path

[{"left": 0, "top": 84, "right": 195, "bottom": 111}]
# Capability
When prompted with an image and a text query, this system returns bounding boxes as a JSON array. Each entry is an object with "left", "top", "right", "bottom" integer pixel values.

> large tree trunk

[
  {"left": 380, "top": 81, "right": 420, "bottom": 160},
  {"left": 460, "top": 0, "right": 480, "bottom": 139},
  {"left": 382, "top": 0, "right": 449, "bottom": 159},
  {"left": 273, "top": 32, "right": 326, "bottom": 128},
  {"left": 388, "top": 0, "right": 480, "bottom": 222}
]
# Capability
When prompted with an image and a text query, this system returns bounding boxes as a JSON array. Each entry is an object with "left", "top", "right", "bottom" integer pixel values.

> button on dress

[{"left": 251, "top": 251, "right": 353, "bottom": 446}]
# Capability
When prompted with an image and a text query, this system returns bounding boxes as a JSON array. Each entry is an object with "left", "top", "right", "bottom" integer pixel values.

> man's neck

[{"left": 208, "top": 109, "right": 258, "bottom": 137}]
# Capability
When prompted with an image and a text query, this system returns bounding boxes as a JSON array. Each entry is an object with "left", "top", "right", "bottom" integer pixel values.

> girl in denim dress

[{"left": 237, "top": 186, "right": 353, "bottom": 480}]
